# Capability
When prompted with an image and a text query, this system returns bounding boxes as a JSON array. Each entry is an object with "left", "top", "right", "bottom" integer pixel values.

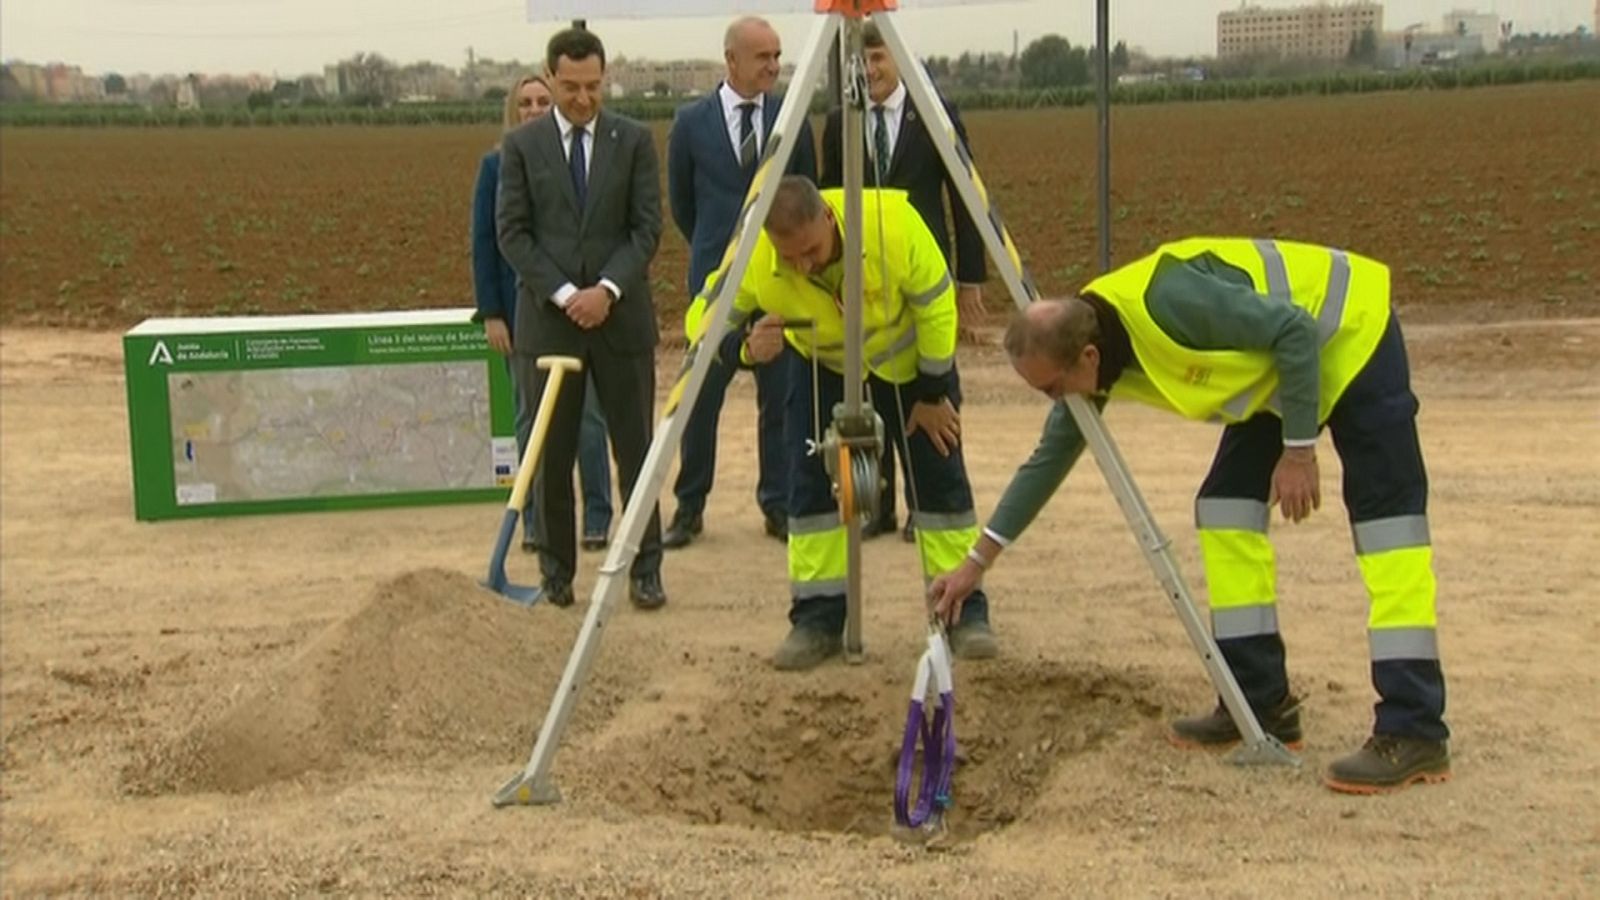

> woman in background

[{"left": 472, "top": 74, "right": 614, "bottom": 554}]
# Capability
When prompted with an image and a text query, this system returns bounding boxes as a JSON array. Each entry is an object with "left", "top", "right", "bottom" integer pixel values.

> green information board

[{"left": 123, "top": 310, "right": 519, "bottom": 521}]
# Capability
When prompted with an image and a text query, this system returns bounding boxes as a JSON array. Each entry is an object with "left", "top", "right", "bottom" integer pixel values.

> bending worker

[
  {"left": 690, "top": 175, "right": 996, "bottom": 670},
  {"left": 928, "top": 238, "right": 1451, "bottom": 794}
]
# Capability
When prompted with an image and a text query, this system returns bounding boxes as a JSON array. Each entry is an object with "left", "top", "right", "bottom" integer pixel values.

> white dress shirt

[
  {"left": 719, "top": 82, "right": 765, "bottom": 160},
  {"left": 866, "top": 80, "right": 907, "bottom": 172},
  {"left": 551, "top": 104, "right": 592, "bottom": 177}
]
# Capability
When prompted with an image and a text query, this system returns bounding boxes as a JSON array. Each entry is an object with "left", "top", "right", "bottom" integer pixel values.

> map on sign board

[
  {"left": 527, "top": 0, "right": 994, "bottom": 19},
  {"left": 167, "top": 362, "right": 497, "bottom": 505}
]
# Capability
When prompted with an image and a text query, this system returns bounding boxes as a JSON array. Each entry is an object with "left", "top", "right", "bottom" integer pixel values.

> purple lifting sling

[{"left": 894, "top": 622, "right": 956, "bottom": 830}]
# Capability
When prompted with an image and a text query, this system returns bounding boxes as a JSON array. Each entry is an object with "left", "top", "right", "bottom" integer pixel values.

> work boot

[
  {"left": 772, "top": 626, "right": 842, "bottom": 671},
  {"left": 1168, "top": 694, "right": 1304, "bottom": 749},
  {"left": 1323, "top": 735, "right": 1451, "bottom": 794},
  {"left": 948, "top": 620, "right": 999, "bottom": 660}
]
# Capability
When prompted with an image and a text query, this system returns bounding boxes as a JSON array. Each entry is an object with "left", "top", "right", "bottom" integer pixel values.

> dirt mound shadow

[
  {"left": 124, "top": 568, "right": 634, "bottom": 795},
  {"left": 597, "top": 654, "right": 1161, "bottom": 840}
]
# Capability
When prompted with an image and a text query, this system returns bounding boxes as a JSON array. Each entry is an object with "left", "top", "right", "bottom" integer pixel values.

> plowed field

[{"left": 3, "top": 82, "right": 1596, "bottom": 327}]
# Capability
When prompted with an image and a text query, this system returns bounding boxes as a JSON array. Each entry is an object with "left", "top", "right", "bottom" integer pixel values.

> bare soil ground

[{"left": 3, "top": 319, "right": 1597, "bottom": 895}]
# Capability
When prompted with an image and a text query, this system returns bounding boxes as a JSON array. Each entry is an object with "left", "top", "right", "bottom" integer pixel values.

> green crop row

[
  {"left": 948, "top": 57, "right": 1600, "bottom": 109},
  {"left": 2, "top": 58, "right": 1596, "bottom": 127}
]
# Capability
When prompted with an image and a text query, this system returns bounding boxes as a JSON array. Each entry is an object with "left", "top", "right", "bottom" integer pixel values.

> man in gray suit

[{"left": 497, "top": 27, "right": 667, "bottom": 610}]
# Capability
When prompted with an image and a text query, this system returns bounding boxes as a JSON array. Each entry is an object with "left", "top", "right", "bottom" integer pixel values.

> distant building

[
  {"left": 1376, "top": 30, "right": 1482, "bottom": 67},
  {"left": 5, "top": 63, "right": 50, "bottom": 99},
  {"left": 1441, "top": 9, "right": 1503, "bottom": 53},
  {"left": 1217, "top": 2, "right": 1384, "bottom": 60},
  {"left": 176, "top": 76, "right": 200, "bottom": 110},
  {"left": 1376, "top": 9, "right": 1503, "bottom": 67},
  {"left": 323, "top": 64, "right": 345, "bottom": 98},
  {"left": 471, "top": 59, "right": 536, "bottom": 98},
  {"left": 5, "top": 62, "right": 110, "bottom": 102},
  {"left": 396, "top": 61, "right": 461, "bottom": 102},
  {"left": 608, "top": 57, "right": 724, "bottom": 96}
]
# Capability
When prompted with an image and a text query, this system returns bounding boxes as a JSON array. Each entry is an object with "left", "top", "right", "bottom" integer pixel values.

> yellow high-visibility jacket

[
  {"left": 1083, "top": 237, "right": 1390, "bottom": 431},
  {"left": 686, "top": 189, "right": 957, "bottom": 396}
]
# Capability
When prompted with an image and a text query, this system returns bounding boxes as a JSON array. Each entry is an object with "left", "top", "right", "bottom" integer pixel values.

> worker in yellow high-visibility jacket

[
  {"left": 930, "top": 238, "right": 1451, "bottom": 795},
  {"left": 689, "top": 175, "right": 995, "bottom": 670}
]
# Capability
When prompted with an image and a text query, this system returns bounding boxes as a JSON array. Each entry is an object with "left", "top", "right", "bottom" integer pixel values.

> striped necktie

[
  {"left": 872, "top": 104, "right": 891, "bottom": 184},
  {"left": 737, "top": 101, "right": 758, "bottom": 172}
]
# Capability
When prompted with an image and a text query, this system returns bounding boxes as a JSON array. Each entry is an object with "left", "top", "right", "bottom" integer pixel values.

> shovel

[{"left": 482, "top": 354, "right": 583, "bottom": 604}]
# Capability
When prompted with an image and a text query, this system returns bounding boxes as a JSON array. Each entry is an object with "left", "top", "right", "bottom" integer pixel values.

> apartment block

[{"left": 1218, "top": 2, "right": 1384, "bottom": 60}]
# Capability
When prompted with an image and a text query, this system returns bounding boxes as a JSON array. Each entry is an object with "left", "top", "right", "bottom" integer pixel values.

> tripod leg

[
  {"left": 874, "top": 14, "right": 1295, "bottom": 767},
  {"left": 493, "top": 15, "right": 846, "bottom": 808},
  {"left": 838, "top": 17, "right": 868, "bottom": 662}
]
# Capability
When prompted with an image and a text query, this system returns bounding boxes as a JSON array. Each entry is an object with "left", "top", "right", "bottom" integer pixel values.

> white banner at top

[{"left": 527, "top": 1, "right": 999, "bottom": 21}]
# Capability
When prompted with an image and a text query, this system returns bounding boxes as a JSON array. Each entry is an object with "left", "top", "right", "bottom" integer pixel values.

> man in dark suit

[
  {"left": 497, "top": 27, "right": 666, "bottom": 610},
  {"left": 662, "top": 15, "right": 819, "bottom": 549},
  {"left": 821, "top": 19, "right": 987, "bottom": 543}
]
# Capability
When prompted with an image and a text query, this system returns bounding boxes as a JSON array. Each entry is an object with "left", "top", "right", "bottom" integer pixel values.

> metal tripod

[{"left": 494, "top": 6, "right": 1292, "bottom": 809}]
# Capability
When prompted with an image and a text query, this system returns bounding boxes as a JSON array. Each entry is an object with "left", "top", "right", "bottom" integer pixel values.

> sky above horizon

[{"left": 1, "top": 0, "right": 1591, "bottom": 78}]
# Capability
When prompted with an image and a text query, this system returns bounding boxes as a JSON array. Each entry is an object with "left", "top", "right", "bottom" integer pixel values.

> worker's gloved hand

[
  {"left": 744, "top": 314, "right": 787, "bottom": 363},
  {"left": 1270, "top": 446, "right": 1321, "bottom": 523},
  {"left": 927, "top": 560, "right": 981, "bottom": 627},
  {"left": 906, "top": 398, "right": 961, "bottom": 457}
]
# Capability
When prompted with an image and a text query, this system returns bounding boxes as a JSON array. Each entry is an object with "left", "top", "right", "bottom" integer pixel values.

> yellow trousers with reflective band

[{"left": 1192, "top": 316, "right": 1447, "bottom": 740}]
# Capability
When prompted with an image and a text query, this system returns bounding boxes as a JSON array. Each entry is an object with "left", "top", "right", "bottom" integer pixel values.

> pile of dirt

[{"left": 123, "top": 568, "right": 634, "bottom": 795}]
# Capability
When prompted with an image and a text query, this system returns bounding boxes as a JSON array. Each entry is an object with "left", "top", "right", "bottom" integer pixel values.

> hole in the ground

[{"left": 596, "top": 656, "right": 1160, "bottom": 839}]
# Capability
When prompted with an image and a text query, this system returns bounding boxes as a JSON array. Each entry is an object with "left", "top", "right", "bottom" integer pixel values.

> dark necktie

[
  {"left": 737, "top": 101, "right": 758, "bottom": 172},
  {"left": 569, "top": 124, "right": 588, "bottom": 209},
  {"left": 872, "top": 104, "right": 891, "bottom": 184}
]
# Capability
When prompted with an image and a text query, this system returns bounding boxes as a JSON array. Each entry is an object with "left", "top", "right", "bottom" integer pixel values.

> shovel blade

[{"left": 482, "top": 509, "right": 543, "bottom": 604}]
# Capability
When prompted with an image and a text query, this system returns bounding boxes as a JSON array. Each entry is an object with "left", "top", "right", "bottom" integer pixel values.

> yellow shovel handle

[{"left": 507, "top": 355, "right": 583, "bottom": 512}]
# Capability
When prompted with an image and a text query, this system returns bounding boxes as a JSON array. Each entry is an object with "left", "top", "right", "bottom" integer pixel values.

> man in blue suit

[{"left": 662, "top": 15, "right": 819, "bottom": 549}]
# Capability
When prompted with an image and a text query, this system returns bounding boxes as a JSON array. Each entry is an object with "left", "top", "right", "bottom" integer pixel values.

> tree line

[{"left": 3, "top": 40, "right": 1596, "bottom": 127}]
